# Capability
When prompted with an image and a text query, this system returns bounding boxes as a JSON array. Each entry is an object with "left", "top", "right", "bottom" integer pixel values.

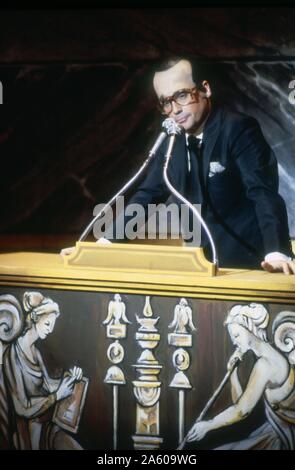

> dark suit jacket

[{"left": 124, "top": 106, "right": 293, "bottom": 269}]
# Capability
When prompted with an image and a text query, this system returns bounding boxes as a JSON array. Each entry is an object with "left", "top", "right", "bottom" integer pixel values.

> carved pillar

[
  {"left": 132, "top": 296, "right": 163, "bottom": 450},
  {"left": 168, "top": 298, "right": 196, "bottom": 446},
  {"left": 103, "top": 294, "right": 131, "bottom": 450}
]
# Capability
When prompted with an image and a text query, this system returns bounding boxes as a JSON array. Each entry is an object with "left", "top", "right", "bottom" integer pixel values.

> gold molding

[
  {"left": 64, "top": 242, "right": 216, "bottom": 276},
  {"left": 0, "top": 246, "right": 295, "bottom": 304}
]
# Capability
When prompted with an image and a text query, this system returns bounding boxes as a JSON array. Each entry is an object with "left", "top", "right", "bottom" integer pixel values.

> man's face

[{"left": 153, "top": 60, "right": 211, "bottom": 134}]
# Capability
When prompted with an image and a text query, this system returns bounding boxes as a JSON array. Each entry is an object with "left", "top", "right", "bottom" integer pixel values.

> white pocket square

[{"left": 209, "top": 161, "right": 226, "bottom": 178}]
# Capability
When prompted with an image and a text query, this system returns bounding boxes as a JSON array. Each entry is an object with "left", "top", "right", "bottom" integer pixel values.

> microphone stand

[
  {"left": 79, "top": 154, "right": 154, "bottom": 242},
  {"left": 162, "top": 125, "right": 218, "bottom": 267},
  {"left": 78, "top": 129, "right": 168, "bottom": 242}
]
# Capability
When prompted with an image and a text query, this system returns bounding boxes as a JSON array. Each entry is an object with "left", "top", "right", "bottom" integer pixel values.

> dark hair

[{"left": 151, "top": 56, "right": 209, "bottom": 93}]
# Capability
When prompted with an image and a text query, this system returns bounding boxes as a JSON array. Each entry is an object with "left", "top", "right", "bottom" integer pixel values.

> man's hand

[
  {"left": 60, "top": 246, "right": 75, "bottom": 257},
  {"left": 261, "top": 259, "right": 295, "bottom": 275},
  {"left": 60, "top": 238, "right": 111, "bottom": 258}
]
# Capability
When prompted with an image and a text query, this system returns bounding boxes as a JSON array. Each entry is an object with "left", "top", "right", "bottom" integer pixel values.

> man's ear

[{"left": 202, "top": 81, "right": 212, "bottom": 98}]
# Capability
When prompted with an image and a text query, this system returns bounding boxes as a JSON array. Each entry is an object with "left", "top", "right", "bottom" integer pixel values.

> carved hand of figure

[
  {"left": 227, "top": 349, "right": 243, "bottom": 372},
  {"left": 56, "top": 374, "right": 76, "bottom": 401},
  {"left": 186, "top": 420, "right": 211, "bottom": 442},
  {"left": 69, "top": 366, "right": 83, "bottom": 381}
]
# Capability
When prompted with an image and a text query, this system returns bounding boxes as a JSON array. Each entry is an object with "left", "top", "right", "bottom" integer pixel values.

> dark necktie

[{"left": 186, "top": 135, "right": 203, "bottom": 204}]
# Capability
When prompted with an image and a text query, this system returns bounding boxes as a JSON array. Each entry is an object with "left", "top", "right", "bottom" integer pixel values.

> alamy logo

[
  {"left": 92, "top": 196, "right": 202, "bottom": 246},
  {"left": 0, "top": 81, "right": 3, "bottom": 104},
  {"left": 289, "top": 80, "right": 295, "bottom": 104}
]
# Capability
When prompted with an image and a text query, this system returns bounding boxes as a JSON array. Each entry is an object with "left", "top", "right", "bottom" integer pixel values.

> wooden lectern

[{"left": 0, "top": 242, "right": 294, "bottom": 450}]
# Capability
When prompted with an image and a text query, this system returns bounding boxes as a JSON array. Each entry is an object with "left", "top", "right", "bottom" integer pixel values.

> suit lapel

[{"left": 202, "top": 107, "right": 223, "bottom": 185}]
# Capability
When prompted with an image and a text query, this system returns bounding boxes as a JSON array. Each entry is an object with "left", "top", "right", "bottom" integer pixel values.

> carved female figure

[
  {"left": 187, "top": 303, "right": 295, "bottom": 449},
  {"left": 1, "top": 291, "right": 83, "bottom": 450}
]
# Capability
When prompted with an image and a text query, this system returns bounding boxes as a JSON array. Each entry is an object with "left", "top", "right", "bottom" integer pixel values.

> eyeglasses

[{"left": 158, "top": 87, "right": 198, "bottom": 115}]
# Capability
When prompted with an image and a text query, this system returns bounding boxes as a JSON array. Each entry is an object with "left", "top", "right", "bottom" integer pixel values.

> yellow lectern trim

[
  {"left": 64, "top": 242, "right": 217, "bottom": 277},
  {"left": 0, "top": 244, "right": 295, "bottom": 304}
]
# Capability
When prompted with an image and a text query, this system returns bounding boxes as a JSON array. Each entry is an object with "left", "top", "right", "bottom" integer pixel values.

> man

[
  {"left": 62, "top": 57, "right": 295, "bottom": 273},
  {"left": 128, "top": 57, "right": 294, "bottom": 272}
]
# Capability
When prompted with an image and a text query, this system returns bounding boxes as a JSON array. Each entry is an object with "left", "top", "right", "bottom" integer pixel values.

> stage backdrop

[{"left": 0, "top": 8, "right": 294, "bottom": 247}]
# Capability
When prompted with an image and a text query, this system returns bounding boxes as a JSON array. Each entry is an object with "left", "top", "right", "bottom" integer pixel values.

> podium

[{"left": 0, "top": 242, "right": 295, "bottom": 450}]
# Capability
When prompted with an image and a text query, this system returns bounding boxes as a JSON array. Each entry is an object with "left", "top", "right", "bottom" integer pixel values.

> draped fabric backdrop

[{"left": 0, "top": 8, "right": 294, "bottom": 249}]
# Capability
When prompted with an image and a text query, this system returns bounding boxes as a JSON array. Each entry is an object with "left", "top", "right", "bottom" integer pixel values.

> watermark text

[{"left": 93, "top": 196, "right": 201, "bottom": 246}]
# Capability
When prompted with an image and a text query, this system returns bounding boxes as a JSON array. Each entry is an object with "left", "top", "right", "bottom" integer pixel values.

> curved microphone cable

[
  {"left": 78, "top": 120, "right": 170, "bottom": 242},
  {"left": 162, "top": 119, "right": 218, "bottom": 267}
]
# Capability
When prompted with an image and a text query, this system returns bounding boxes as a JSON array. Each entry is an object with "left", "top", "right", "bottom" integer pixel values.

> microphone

[
  {"left": 161, "top": 118, "right": 218, "bottom": 267},
  {"left": 162, "top": 118, "right": 183, "bottom": 168},
  {"left": 162, "top": 117, "right": 183, "bottom": 136},
  {"left": 78, "top": 119, "right": 172, "bottom": 242},
  {"left": 148, "top": 118, "right": 181, "bottom": 157},
  {"left": 148, "top": 131, "right": 167, "bottom": 157}
]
